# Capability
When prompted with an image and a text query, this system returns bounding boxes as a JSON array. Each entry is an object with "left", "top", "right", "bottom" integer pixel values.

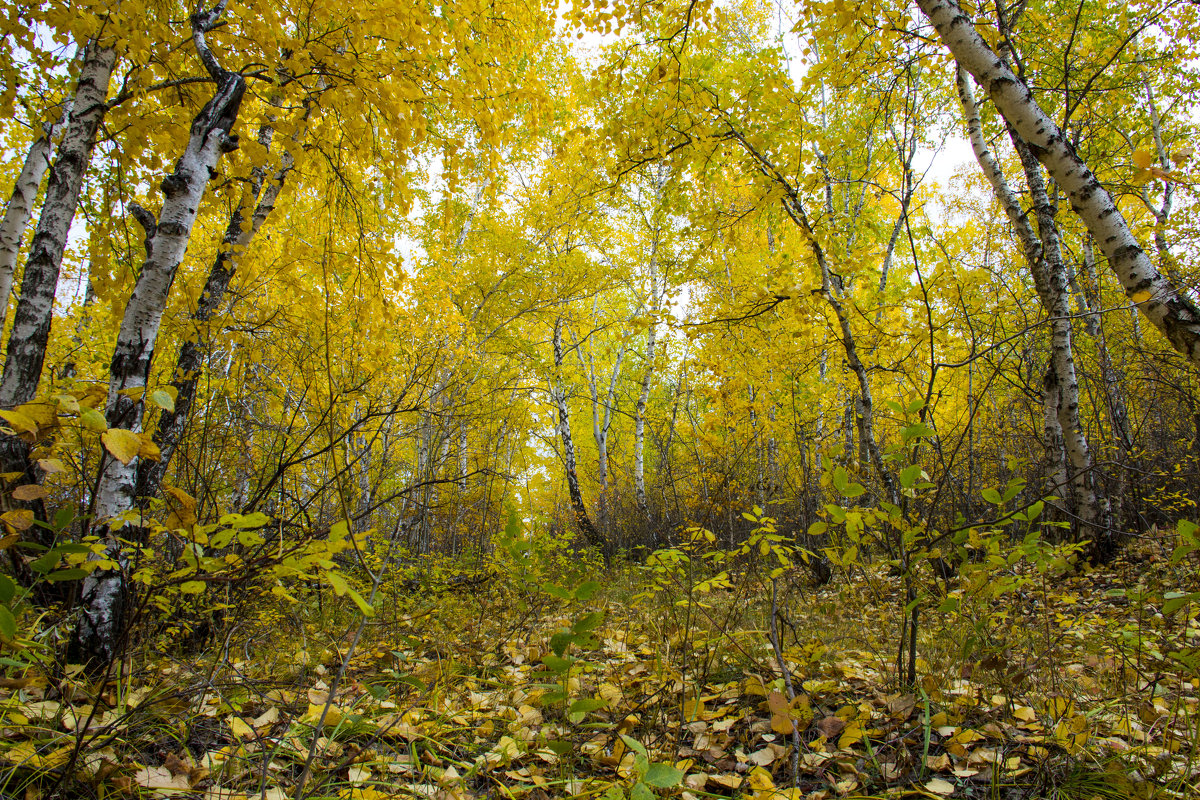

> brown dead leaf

[
  {"left": 11, "top": 484, "right": 46, "bottom": 502},
  {"left": 886, "top": 694, "right": 916, "bottom": 720},
  {"left": 814, "top": 715, "right": 845, "bottom": 739},
  {"left": 748, "top": 747, "right": 776, "bottom": 767},
  {"left": 133, "top": 764, "right": 190, "bottom": 794}
]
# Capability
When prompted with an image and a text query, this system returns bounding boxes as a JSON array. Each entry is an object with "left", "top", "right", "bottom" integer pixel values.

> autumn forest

[{"left": 0, "top": 0, "right": 1199, "bottom": 798}]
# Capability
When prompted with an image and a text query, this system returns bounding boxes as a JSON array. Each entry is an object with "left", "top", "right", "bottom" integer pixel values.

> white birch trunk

[
  {"left": 93, "top": 13, "right": 245, "bottom": 521},
  {"left": 552, "top": 316, "right": 600, "bottom": 548},
  {"left": 1144, "top": 80, "right": 1177, "bottom": 283},
  {"left": 0, "top": 41, "right": 115, "bottom": 408},
  {"left": 957, "top": 64, "right": 1104, "bottom": 533},
  {"left": 0, "top": 102, "right": 72, "bottom": 332},
  {"left": 919, "top": 0, "right": 1200, "bottom": 367},
  {"left": 138, "top": 129, "right": 294, "bottom": 501},
  {"left": 1008, "top": 131, "right": 1105, "bottom": 535},
  {"left": 76, "top": 4, "right": 245, "bottom": 669},
  {"left": 634, "top": 249, "right": 660, "bottom": 522}
]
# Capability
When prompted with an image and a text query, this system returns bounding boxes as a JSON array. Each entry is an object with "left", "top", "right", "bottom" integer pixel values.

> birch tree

[
  {"left": 74, "top": 2, "right": 246, "bottom": 667},
  {"left": 916, "top": 0, "right": 1200, "bottom": 368},
  {"left": 0, "top": 99, "right": 72, "bottom": 332},
  {"left": 0, "top": 38, "right": 116, "bottom": 493}
]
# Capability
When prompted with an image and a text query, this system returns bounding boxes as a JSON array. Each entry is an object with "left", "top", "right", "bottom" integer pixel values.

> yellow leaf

[
  {"left": 228, "top": 715, "right": 255, "bottom": 740},
  {"left": 746, "top": 766, "right": 774, "bottom": 792},
  {"left": 102, "top": 429, "right": 141, "bottom": 464},
  {"left": 0, "top": 409, "right": 37, "bottom": 435},
  {"left": 1012, "top": 706, "right": 1037, "bottom": 723},
  {"left": 925, "top": 777, "right": 956, "bottom": 795},
  {"left": 150, "top": 389, "right": 176, "bottom": 412},
  {"left": 1132, "top": 149, "right": 1154, "bottom": 169},
  {"left": 37, "top": 458, "right": 65, "bottom": 474},
  {"left": 1130, "top": 290, "right": 1152, "bottom": 304},
  {"left": 2, "top": 509, "right": 33, "bottom": 531},
  {"left": 138, "top": 434, "right": 162, "bottom": 461},
  {"left": 80, "top": 408, "right": 107, "bottom": 432}
]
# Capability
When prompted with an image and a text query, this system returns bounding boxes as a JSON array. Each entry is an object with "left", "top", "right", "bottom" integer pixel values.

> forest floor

[{"left": 1, "top": 530, "right": 1199, "bottom": 800}]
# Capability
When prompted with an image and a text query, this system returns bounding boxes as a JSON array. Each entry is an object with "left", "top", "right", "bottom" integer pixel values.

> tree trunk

[
  {"left": 919, "top": 0, "right": 1200, "bottom": 367},
  {"left": 75, "top": 6, "right": 245, "bottom": 669},
  {"left": 0, "top": 41, "right": 114, "bottom": 409},
  {"left": 634, "top": 248, "right": 660, "bottom": 522},
  {"left": 0, "top": 101, "right": 72, "bottom": 332},
  {"left": 1007, "top": 129, "right": 1107, "bottom": 540},
  {"left": 552, "top": 316, "right": 601, "bottom": 549},
  {"left": 1144, "top": 79, "right": 1178, "bottom": 283},
  {"left": 956, "top": 64, "right": 1106, "bottom": 539},
  {"left": 136, "top": 129, "right": 293, "bottom": 501}
]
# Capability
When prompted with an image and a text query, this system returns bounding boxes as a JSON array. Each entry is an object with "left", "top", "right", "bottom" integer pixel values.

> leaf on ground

[{"left": 925, "top": 777, "right": 956, "bottom": 795}]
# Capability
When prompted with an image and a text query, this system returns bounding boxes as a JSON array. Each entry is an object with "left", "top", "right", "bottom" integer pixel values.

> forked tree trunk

[
  {"left": 577, "top": 321, "right": 624, "bottom": 539},
  {"left": 74, "top": 3, "right": 246, "bottom": 669},
  {"left": 956, "top": 66, "right": 1107, "bottom": 539},
  {"left": 1008, "top": 130, "right": 1107, "bottom": 539},
  {"left": 919, "top": 0, "right": 1200, "bottom": 367}
]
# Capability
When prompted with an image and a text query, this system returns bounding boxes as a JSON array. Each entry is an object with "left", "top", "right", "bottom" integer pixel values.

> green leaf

[
  {"left": 541, "top": 583, "right": 572, "bottom": 600},
  {"left": 901, "top": 422, "right": 934, "bottom": 442},
  {"left": 45, "top": 569, "right": 87, "bottom": 582},
  {"left": 234, "top": 512, "right": 269, "bottom": 529},
  {"left": 643, "top": 762, "right": 684, "bottom": 788},
  {"left": 0, "top": 605, "right": 15, "bottom": 640},
  {"left": 574, "top": 580, "right": 601, "bottom": 601},
  {"left": 630, "top": 783, "right": 654, "bottom": 800},
  {"left": 29, "top": 551, "right": 59, "bottom": 574},
  {"left": 619, "top": 734, "right": 648, "bottom": 758},
  {"left": 572, "top": 612, "right": 604, "bottom": 634},
  {"left": 0, "top": 574, "right": 14, "bottom": 605},
  {"left": 1163, "top": 592, "right": 1200, "bottom": 615},
  {"left": 550, "top": 630, "right": 575, "bottom": 657},
  {"left": 840, "top": 482, "right": 866, "bottom": 499},
  {"left": 52, "top": 506, "right": 74, "bottom": 531},
  {"left": 542, "top": 654, "right": 573, "bottom": 673},
  {"left": 347, "top": 588, "right": 374, "bottom": 617},
  {"left": 832, "top": 467, "right": 849, "bottom": 493},
  {"left": 981, "top": 488, "right": 1003, "bottom": 505},
  {"left": 567, "top": 697, "right": 608, "bottom": 715},
  {"left": 545, "top": 740, "right": 573, "bottom": 756},
  {"left": 899, "top": 464, "right": 923, "bottom": 489},
  {"left": 180, "top": 580, "right": 206, "bottom": 594}
]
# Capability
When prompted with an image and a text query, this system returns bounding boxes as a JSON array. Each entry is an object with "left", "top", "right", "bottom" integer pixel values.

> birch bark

[
  {"left": 0, "top": 40, "right": 115, "bottom": 408},
  {"left": 552, "top": 316, "right": 601, "bottom": 549},
  {"left": 918, "top": 0, "right": 1200, "bottom": 367},
  {"left": 75, "top": 3, "right": 245, "bottom": 668},
  {"left": 634, "top": 251, "right": 660, "bottom": 522},
  {"left": 92, "top": 7, "right": 245, "bottom": 522},
  {"left": 0, "top": 101, "right": 72, "bottom": 332},
  {"left": 136, "top": 128, "right": 293, "bottom": 501},
  {"left": 956, "top": 65, "right": 1105, "bottom": 535}
]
